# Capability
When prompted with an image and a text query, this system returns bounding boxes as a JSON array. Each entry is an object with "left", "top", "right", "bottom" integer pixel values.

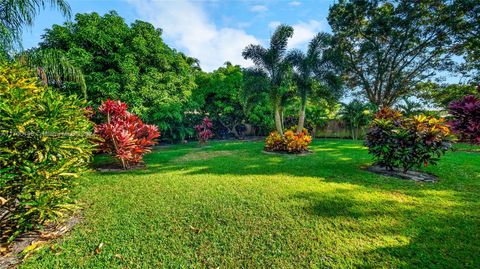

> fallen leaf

[
  {"left": 94, "top": 242, "right": 104, "bottom": 254},
  {"left": 189, "top": 225, "right": 201, "bottom": 234}
]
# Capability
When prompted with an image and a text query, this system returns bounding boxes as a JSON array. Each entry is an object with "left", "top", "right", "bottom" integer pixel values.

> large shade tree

[
  {"left": 328, "top": 0, "right": 456, "bottom": 107},
  {"left": 38, "top": 11, "right": 197, "bottom": 141},
  {"left": 286, "top": 32, "right": 343, "bottom": 133},
  {"left": 242, "top": 24, "right": 294, "bottom": 135},
  {"left": 449, "top": 0, "right": 479, "bottom": 83}
]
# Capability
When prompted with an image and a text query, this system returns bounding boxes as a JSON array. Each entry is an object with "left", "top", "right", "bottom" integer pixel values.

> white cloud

[
  {"left": 250, "top": 5, "right": 268, "bottom": 12},
  {"left": 288, "top": 1, "right": 302, "bottom": 6},
  {"left": 268, "top": 20, "right": 323, "bottom": 49},
  {"left": 126, "top": 0, "right": 260, "bottom": 71},
  {"left": 268, "top": 21, "right": 281, "bottom": 29},
  {"left": 290, "top": 20, "right": 323, "bottom": 48}
]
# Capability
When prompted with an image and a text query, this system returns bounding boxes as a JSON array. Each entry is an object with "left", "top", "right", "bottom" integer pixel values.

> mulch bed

[
  {"left": 366, "top": 165, "right": 438, "bottom": 183},
  {"left": 262, "top": 150, "right": 313, "bottom": 156},
  {"left": 95, "top": 162, "right": 147, "bottom": 172},
  {"left": 0, "top": 215, "right": 82, "bottom": 269}
]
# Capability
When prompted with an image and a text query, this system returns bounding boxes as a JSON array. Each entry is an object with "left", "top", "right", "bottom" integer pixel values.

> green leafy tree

[
  {"left": 416, "top": 81, "right": 479, "bottom": 108},
  {"left": 286, "top": 32, "right": 343, "bottom": 133},
  {"left": 242, "top": 25, "right": 294, "bottom": 135},
  {"left": 241, "top": 68, "right": 273, "bottom": 135},
  {"left": 38, "top": 12, "right": 197, "bottom": 141},
  {"left": 328, "top": 0, "right": 455, "bottom": 106},
  {"left": 450, "top": 0, "right": 480, "bottom": 82},
  {"left": 193, "top": 63, "right": 245, "bottom": 138}
]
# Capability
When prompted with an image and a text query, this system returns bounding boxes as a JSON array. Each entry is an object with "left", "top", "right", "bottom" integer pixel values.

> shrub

[
  {"left": 448, "top": 95, "right": 480, "bottom": 144},
  {"left": 95, "top": 100, "right": 160, "bottom": 169},
  {"left": 365, "top": 107, "right": 453, "bottom": 172},
  {"left": 195, "top": 117, "right": 213, "bottom": 144},
  {"left": 265, "top": 128, "right": 312, "bottom": 153},
  {"left": 0, "top": 64, "right": 95, "bottom": 242}
]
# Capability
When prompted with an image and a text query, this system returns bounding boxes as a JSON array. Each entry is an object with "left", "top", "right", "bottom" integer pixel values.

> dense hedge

[{"left": 0, "top": 64, "right": 95, "bottom": 242}]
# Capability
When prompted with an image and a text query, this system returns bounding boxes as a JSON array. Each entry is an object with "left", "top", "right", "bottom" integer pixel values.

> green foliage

[
  {"left": 0, "top": 0, "right": 71, "bottom": 53},
  {"left": 328, "top": 0, "right": 455, "bottom": 106},
  {"left": 0, "top": 63, "right": 94, "bottom": 242},
  {"left": 365, "top": 108, "right": 453, "bottom": 172},
  {"left": 39, "top": 11, "right": 197, "bottom": 142},
  {"left": 340, "top": 100, "right": 375, "bottom": 140},
  {"left": 286, "top": 32, "right": 343, "bottom": 132},
  {"left": 416, "top": 82, "right": 478, "bottom": 108},
  {"left": 242, "top": 25, "right": 294, "bottom": 135},
  {"left": 193, "top": 63, "right": 245, "bottom": 138},
  {"left": 17, "top": 48, "right": 87, "bottom": 98}
]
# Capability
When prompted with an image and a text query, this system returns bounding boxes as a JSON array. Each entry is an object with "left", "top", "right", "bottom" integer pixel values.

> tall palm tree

[
  {"left": 17, "top": 48, "right": 87, "bottom": 98},
  {"left": 242, "top": 24, "right": 294, "bottom": 135},
  {"left": 0, "top": 0, "right": 71, "bottom": 54},
  {"left": 286, "top": 32, "right": 343, "bottom": 133}
]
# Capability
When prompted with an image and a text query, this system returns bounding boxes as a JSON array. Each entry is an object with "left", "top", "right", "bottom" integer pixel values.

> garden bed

[
  {"left": 262, "top": 150, "right": 313, "bottom": 156},
  {"left": 366, "top": 165, "right": 438, "bottom": 183}
]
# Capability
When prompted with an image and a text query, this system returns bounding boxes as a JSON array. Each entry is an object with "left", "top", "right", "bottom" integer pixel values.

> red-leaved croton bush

[
  {"left": 95, "top": 99, "right": 160, "bottom": 169},
  {"left": 195, "top": 117, "right": 213, "bottom": 144},
  {"left": 448, "top": 95, "right": 480, "bottom": 144}
]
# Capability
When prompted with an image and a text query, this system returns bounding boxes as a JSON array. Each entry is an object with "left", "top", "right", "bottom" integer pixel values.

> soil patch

[
  {"left": 366, "top": 165, "right": 438, "bottom": 183},
  {"left": 0, "top": 215, "right": 82, "bottom": 269},
  {"left": 262, "top": 150, "right": 313, "bottom": 156}
]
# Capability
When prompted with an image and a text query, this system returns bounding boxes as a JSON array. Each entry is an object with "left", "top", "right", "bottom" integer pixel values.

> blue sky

[{"left": 22, "top": 0, "right": 335, "bottom": 71}]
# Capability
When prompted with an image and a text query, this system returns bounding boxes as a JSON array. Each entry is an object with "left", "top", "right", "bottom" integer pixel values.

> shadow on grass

[{"left": 290, "top": 190, "right": 480, "bottom": 268}]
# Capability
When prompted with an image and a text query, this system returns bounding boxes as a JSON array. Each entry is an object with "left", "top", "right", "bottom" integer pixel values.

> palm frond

[
  {"left": 17, "top": 48, "right": 87, "bottom": 98},
  {"left": 0, "top": 0, "right": 71, "bottom": 52}
]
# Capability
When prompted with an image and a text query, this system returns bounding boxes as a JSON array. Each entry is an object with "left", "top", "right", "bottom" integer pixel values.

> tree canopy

[
  {"left": 328, "top": 0, "right": 456, "bottom": 107},
  {"left": 38, "top": 11, "right": 197, "bottom": 141}
]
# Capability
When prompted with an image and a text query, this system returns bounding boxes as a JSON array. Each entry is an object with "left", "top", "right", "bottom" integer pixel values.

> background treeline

[{"left": 2, "top": 1, "right": 480, "bottom": 143}]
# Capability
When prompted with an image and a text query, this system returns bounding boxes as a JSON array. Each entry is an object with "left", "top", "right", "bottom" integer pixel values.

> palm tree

[
  {"left": 286, "top": 33, "right": 343, "bottom": 133},
  {"left": 1, "top": 0, "right": 71, "bottom": 54},
  {"left": 340, "top": 100, "right": 375, "bottom": 140},
  {"left": 17, "top": 49, "right": 87, "bottom": 98},
  {"left": 242, "top": 25, "right": 294, "bottom": 135}
]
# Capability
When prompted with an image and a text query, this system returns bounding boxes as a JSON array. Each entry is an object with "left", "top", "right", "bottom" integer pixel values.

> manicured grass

[{"left": 21, "top": 140, "right": 480, "bottom": 268}]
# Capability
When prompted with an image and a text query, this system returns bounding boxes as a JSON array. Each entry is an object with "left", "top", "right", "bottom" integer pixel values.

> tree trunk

[
  {"left": 274, "top": 107, "right": 283, "bottom": 135},
  {"left": 297, "top": 103, "right": 306, "bottom": 133}
]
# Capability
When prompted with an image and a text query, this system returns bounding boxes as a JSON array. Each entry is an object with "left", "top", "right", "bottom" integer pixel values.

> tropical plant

[
  {"left": 340, "top": 100, "right": 375, "bottom": 140},
  {"left": 195, "top": 117, "right": 213, "bottom": 144},
  {"left": 328, "top": 0, "right": 456, "bottom": 106},
  {"left": 448, "top": 95, "right": 480, "bottom": 144},
  {"left": 39, "top": 12, "right": 196, "bottom": 142},
  {"left": 396, "top": 97, "right": 423, "bottom": 116},
  {"left": 16, "top": 48, "right": 87, "bottom": 98},
  {"left": 95, "top": 99, "right": 160, "bottom": 169},
  {"left": 0, "top": 63, "right": 94, "bottom": 242},
  {"left": 264, "top": 127, "right": 312, "bottom": 153},
  {"left": 0, "top": 0, "right": 71, "bottom": 54},
  {"left": 417, "top": 82, "right": 479, "bottom": 108},
  {"left": 365, "top": 108, "right": 453, "bottom": 173},
  {"left": 193, "top": 63, "right": 245, "bottom": 138},
  {"left": 286, "top": 32, "right": 343, "bottom": 133},
  {"left": 242, "top": 24, "right": 294, "bottom": 135}
]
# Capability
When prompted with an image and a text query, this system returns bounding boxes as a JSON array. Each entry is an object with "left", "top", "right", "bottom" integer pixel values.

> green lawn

[{"left": 22, "top": 140, "right": 480, "bottom": 268}]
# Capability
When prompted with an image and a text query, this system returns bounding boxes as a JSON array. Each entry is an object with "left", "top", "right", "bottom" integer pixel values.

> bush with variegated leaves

[
  {"left": 365, "top": 107, "right": 453, "bottom": 172},
  {"left": 0, "top": 63, "right": 95, "bottom": 242},
  {"left": 264, "top": 127, "right": 312, "bottom": 153},
  {"left": 94, "top": 99, "right": 160, "bottom": 169}
]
